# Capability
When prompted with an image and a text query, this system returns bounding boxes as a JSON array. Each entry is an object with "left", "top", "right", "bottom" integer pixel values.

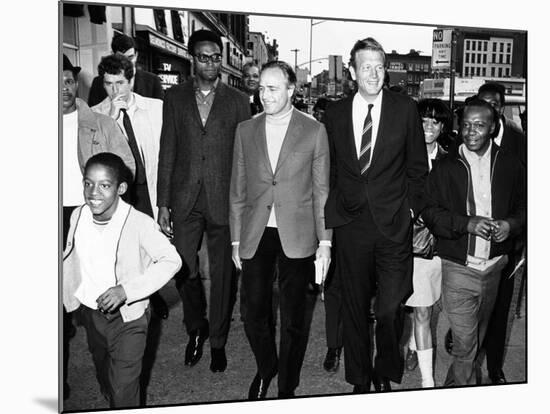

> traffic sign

[{"left": 432, "top": 29, "right": 452, "bottom": 69}]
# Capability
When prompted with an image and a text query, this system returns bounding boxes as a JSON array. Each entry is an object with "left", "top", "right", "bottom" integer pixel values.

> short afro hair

[
  {"left": 84, "top": 152, "right": 133, "bottom": 186},
  {"left": 188, "top": 29, "right": 223, "bottom": 55}
]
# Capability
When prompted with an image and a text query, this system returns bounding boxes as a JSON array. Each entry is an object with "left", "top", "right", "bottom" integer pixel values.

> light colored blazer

[
  {"left": 230, "top": 108, "right": 332, "bottom": 259},
  {"left": 92, "top": 93, "right": 163, "bottom": 220}
]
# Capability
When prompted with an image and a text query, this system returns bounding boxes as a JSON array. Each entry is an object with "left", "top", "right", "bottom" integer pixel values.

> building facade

[
  {"left": 62, "top": 3, "right": 249, "bottom": 99},
  {"left": 386, "top": 50, "right": 431, "bottom": 97},
  {"left": 246, "top": 31, "right": 269, "bottom": 66}
]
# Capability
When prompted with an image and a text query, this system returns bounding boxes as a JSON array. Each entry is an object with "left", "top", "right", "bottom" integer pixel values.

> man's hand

[
  {"left": 316, "top": 245, "right": 331, "bottom": 284},
  {"left": 467, "top": 216, "right": 495, "bottom": 240},
  {"left": 491, "top": 220, "right": 511, "bottom": 243},
  {"left": 96, "top": 285, "right": 127, "bottom": 313},
  {"left": 109, "top": 94, "right": 129, "bottom": 119},
  {"left": 158, "top": 207, "right": 173, "bottom": 238},
  {"left": 232, "top": 245, "right": 242, "bottom": 271}
]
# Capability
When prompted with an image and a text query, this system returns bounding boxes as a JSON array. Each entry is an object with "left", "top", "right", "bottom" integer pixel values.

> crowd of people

[{"left": 62, "top": 29, "right": 526, "bottom": 409}]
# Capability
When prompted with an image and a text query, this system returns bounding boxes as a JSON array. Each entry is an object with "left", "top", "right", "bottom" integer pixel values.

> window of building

[
  {"left": 482, "top": 68, "right": 486, "bottom": 76},
  {"left": 491, "top": 67, "right": 495, "bottom": 77},
  {"left": 500, "top": 43, "right": 504, "bottom": 52},
  {"left": 153, "top": 9, "right": 168, "bottom": 35},
  {"left": 476, "top": 67, "right": 480, "bottom": 76},
  {"left": 484, "top": 42, "right": 488, "bottom": 51},
  {"left": 465, "top": 53, "right": 469, "bottom": 63},
  {"left": 506, "top": 67, "right": 510, "bottom": 77},
  {"left": 498, "top": 67, "right": 502, "bottom": 77},
  {"left": 171, "top": 11, "right": 184, "bottom": 44},
  {"left": 492, "top": 53, "right": 496, "bottom": 63},
  {"left": 493, "top": 43, "right": 497, "bottom": 52},
  {"left": 472, "top": 42, "right": 476, "bottom": 51},
  {"left": 466, "top": 40, "right": 470, "bottom": 49},
  {"left": 478, "top": 41, "right": 482, "bottom": 50},
  {"left": 507, "top": 43, "right": 511, "bottom": 53},
  {"left": 506, "top": 54, "right": 511, "bottom": 64},
  {"left": 465, "top": 67, "right": 469, "bottom": 76},
  {"left": 483, "top": 54, "right": 487, "bottom": 64},
  {"left": 477, "top": 54, "right": 482, "bottom": 64},
  {"left": 499, "top": 54, "right": 503, "bottom": 63}
]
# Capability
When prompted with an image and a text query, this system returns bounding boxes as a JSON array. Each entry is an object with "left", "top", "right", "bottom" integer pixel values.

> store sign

[
  {"left": 158, "top": 70, "right": 180, "bottom": 90},
  {"left": 432, "top": 29, "right": 452, "bottom": 69},
  {"left": 149, "top": 33, "right": 189, "bottom": 59}
]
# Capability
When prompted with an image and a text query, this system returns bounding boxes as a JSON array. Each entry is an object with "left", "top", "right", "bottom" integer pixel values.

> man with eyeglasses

[
  {"left": 157, "top": 29, "right": 251, "bottom": 373},
  {"left": 324, "top": 37, "right": 428, "bottom": 393}
]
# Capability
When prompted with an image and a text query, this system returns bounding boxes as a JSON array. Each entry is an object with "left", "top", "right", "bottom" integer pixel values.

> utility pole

[{"left": 291, "top": 48, "right": 300, "bottom": 72}]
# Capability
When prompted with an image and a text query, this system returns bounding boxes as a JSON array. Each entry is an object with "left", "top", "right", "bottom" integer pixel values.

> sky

[{"left": 249, "top": 14, "right": 437, "bottom": 77}]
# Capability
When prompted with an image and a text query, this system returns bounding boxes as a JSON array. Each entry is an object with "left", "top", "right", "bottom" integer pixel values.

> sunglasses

[{"left": 195, "top": 53, "right": 223, "bottom": 63}]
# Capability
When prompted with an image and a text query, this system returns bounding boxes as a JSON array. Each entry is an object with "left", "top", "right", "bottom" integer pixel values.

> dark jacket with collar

[
  {"left": 324, "top": 89, "right": 429, "bottom": 243},
  {"left": 499, "top": 116, "right": 526, "bottom": 166},
  {"left": 157, "top": 78, "right": 251, "bottom": 225},
  {"left": 422, "top": 143, "right": 526, "bottom": 265}
]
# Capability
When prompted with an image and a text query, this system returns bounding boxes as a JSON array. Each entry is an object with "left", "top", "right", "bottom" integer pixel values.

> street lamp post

[
  {"left": 309, "top": 19, "right": 327, "bottom": 100},
  {"left": 291, "top": 48, "right": 300, "bottom": 72}
]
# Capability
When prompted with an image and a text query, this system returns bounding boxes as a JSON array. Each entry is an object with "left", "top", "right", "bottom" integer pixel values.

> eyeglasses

[{"left": 195, "top": 53, "right": 223, "bottom": 63}]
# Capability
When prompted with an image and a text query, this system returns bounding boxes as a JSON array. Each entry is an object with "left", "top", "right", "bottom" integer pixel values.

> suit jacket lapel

[
  {"left": 253, "top": 114, "right": 273, "bottom": 175},
  {"left": 275, "top": 109, "right": 303, "bottom": 174},
  {"left": 338, "top": 96, "right": 361, "bottom": 174},
  {"left": 368, "top": 89, "right": 391, "bottom": 172}
]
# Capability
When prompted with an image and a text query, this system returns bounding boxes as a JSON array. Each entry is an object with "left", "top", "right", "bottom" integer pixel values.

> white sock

[{"left": 417, "top": 348, "right": 434, "bottom": 387}]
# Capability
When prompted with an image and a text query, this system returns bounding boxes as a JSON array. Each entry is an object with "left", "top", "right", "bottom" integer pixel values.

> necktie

[
  {"left": 359, "top": 104, "right": 374, "bottom": 175},
  {"left": 121, "top": 109, "right": 146, "bottom": 184}
]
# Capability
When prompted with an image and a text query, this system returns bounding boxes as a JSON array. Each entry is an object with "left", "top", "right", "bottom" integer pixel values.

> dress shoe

[
  {"left": 184, "top": 325, "right": 209, "bottom": 366},
  {"left": 210, "top": 347, "right": 227, "bottom": 372},
  {"left": 248, "top": 372, "right": 274, "bottom": 400},
  {"left": 150, "top": 292, "right": 169, "bottom": 319},
  {"left": 489, "top": 370, "right": 507, "bottom": 384},
  {"left": 278, "top": 390, "right": 295, "bottom": 398},
  {"left": 444, "top": 329, "right": 453, "bottom": 354},
  {"left": 352, "top": 383, "right": 371, "bottom": 394},
  {"left": 323, "top": 347, "right": 342, "bottom": 372},
  {"left": 405, "top": 348, "right": 418, "bottom": 371},
  {"left": 372, "top": 373, "right": 392, "bottom": 392}
]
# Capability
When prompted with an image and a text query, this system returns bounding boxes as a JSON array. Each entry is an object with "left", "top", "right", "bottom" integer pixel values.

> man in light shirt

[
  {"left": 230, "top": 60, "right": 331, "bottom": 399},
  {"left": 92, "top": 52, "right": 168, "bottom": 320},
  {"left": 423, "top": 98, "right": 526, "bottom": 386}
]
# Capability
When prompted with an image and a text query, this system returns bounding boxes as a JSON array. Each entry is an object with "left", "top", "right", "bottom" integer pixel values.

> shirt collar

[
  {"left": 193, "top": 77, "right": 219, "bottom": 94},
  {"left": 460, "top": 139, "right": 493, "bottom": 163},
  {"left": 354, "top": 89, "right": 383, "bottom": 110}
]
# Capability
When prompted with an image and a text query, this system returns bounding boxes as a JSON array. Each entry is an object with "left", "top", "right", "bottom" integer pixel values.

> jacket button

[
  {"left": 272, "top": 180, "right": 277, "bottom": 186},
  {"left": 267, "top": 205, "right": 272, "bottom": 210}
]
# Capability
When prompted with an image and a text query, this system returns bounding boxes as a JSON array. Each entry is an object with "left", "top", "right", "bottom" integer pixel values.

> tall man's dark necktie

[
  {"left": 121, "top": 108, "right": 146, "bottom": 185},
  {"left": 359, "top": 104, "right": 374, "bottom": 176}
]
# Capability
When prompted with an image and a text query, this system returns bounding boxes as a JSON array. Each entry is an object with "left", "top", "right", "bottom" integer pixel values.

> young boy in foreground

[{"left": 63, "top": 152, "right": 181, "bottom": 408}]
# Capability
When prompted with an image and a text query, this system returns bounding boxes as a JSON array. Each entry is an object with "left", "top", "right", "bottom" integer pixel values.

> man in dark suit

[
  {"left": 230, "top": 61, "right": 331, "bottom": 399},
  {"left": 157, "top": 29, "right": 251, "bottom": 373},
  {"left": 324, "top": 37, "right": 428, "bottom": 393},
  {"left": 88, "top": 33, "right": 163, "bottom": 107}
]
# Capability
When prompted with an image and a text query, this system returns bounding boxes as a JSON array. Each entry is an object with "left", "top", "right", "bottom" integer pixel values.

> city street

[{"left": 62, "top": 248, "right": 526, "bottom": 412}]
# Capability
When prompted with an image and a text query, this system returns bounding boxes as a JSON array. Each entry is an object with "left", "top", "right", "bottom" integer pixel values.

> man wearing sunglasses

[{"left": 157, "top": 29, "right": 251, "bottom": 374}]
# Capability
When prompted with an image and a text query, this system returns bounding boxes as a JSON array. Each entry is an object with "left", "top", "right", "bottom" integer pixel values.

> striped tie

[{"left": 359, "top": 104, "right": 374, "bottom": 175}]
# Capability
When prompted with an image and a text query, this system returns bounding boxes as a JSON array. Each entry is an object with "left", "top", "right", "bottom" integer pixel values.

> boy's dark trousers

[{"left": 80, "top": 306, "right": 149, "bottom": 408}]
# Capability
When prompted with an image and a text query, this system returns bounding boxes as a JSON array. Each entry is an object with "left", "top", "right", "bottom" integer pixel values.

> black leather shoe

[
  {"left": 445, "top": 329, "right": 453, "bottom": 355},
  {"left": 489, "top": 370, "right": 507, "bottom": 384},
  {"left": 150, "top": 292, "right": 169, "bottom": 319},
  {"left": 248, "top": 372, "right": 274, "bottom": 400},
  {"left": 278, "top": 390, "right": 295, "bottom": 398},
  {"left": 372, "top": 373, "right": 391, "bottom": 392},
  {"left": 185, "top": 325, "right": 209, "bottom": 366},
  {"left": 405, "top": 348, "right": 418, "bottom": 371},
  {"left": 210, "top": 347, "right": 227, "bottom": 372},
  {"left": 323, "top": 347, "right": 342, "bottom": 372},
  {"left": 352, "top": 383, "right": 371, "bottom": 394}
]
